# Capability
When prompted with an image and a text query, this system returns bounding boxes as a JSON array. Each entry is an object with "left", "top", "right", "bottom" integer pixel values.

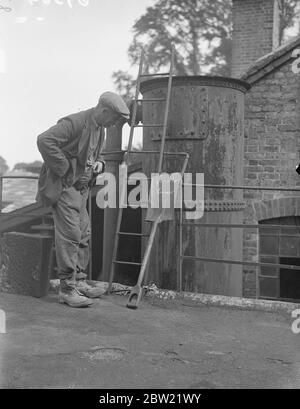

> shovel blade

[
  {"left": 145, "top": 187, "right": 178, "bottom": 222},
  {"left": 126, "top": 285, "right": 143, "bottom": 309},
  {"left": 145, "top": 206, "right": 174, "bottom": 222}
]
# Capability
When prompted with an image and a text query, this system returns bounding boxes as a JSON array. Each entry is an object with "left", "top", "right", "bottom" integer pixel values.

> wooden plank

[{"left": 0, "top": 203, "right": 51, "bottom": 234}]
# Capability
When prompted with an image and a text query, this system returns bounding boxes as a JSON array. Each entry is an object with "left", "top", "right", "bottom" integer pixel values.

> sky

[
  {"left": 1, "top": 1, "right": 299, "bottom": 170},
  {"left": 0, "top": 0, "right": 153, "bottom": 169}
]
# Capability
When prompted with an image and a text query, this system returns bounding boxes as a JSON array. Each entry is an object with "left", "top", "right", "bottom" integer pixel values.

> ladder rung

[
  {"left": 140, "top": 72, "right": 170, "bottom": 77},
  {"left": 137, "top": 98, "right": 166, "bottom": 102},
  {"left": 118, "top": 232, "right": 150, "bottom": 237},
  {"left": 113, "top": 260, "right": 142, "bottom": 266},
  {"left": 134, "top": 124, "right": 164, "bottom": 128}
]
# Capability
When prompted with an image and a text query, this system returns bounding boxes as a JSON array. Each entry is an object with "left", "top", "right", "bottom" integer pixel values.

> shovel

[{"left": 126, "top": 186, "right": 178, "bottom": 309}]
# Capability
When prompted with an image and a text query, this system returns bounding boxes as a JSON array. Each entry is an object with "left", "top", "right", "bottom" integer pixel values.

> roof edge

[{"left": 241, "top": 36, "right": 300, "bottom": 85}]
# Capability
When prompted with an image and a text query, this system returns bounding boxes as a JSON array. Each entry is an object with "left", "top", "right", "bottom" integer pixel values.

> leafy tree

[
  {"left": 129, "top": 0, "right": 232, "bottom": 75},
  {"left": 0, "top": 2, "right": 12, "bottom": 13},
  {"left": 112, "top": 71, "right": 137, "bottom": 102},
  {"left": 13, "top": 160, "right": 42, "bottom": 174},
  {"left": 277, "top": 0, "right": 300, "bottom": 43},
  {"left": 113, "top": 0, "right": 299, "bottom": 99},
  {"left": 0, "top": 156, "right": 8, "bottom": 176},
  {"left": 114, "top": 0, "right": 232, "bottom": 99}
]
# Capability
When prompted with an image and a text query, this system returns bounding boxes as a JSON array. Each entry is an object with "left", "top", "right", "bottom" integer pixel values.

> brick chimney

[{"left": 231, "top": 0, "right": 281, "bottom": 77}]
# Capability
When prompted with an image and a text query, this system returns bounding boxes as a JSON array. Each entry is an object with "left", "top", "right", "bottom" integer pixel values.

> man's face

[{"left": 94, "top": 107, "right": 121, "bottom": 128}]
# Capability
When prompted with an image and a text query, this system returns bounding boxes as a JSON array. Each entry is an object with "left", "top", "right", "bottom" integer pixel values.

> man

[{"left": 37, "top": 92, "right": 130, "bottom": 308}]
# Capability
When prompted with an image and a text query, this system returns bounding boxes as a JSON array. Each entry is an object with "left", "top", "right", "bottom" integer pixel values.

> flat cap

[{"left": 99, "top": 91, "right": 130, "bottom": 120}]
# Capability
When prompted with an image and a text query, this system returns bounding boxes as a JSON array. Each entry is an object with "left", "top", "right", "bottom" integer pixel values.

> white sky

[
  {"left": 0, "top": 0, "right": 153, "bottom": 169},
  {"left": 1, "top": 1, "right": 299, "bottom": 171}
]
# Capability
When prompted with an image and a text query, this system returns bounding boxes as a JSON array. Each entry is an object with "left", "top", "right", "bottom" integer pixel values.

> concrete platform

[{"left": 0, "top": 292, "right": 299, "bottom": 389}]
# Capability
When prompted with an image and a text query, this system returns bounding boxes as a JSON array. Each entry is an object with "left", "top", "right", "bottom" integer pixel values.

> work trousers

[{"left": 52, "top": 186, "right": 90, "bottom": 288}]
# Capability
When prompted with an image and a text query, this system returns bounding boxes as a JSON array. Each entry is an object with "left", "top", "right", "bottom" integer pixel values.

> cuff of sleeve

[{"left": 100, "top": 160, "right": 106, "bottom": 173}]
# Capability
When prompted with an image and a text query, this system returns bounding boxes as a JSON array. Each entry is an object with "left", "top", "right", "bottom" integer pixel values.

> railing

[
  {"left": 0, "top": 175, "right": 39, "bottom": 214},
  {"left": 3, "top": 176, "right": 300, "bottom": 302},
  {"left": 0, "top": 175, "right": 95, "bottom": 281},
  {"left": 179, "top": 184, "right": 300, "bottom": 301}
]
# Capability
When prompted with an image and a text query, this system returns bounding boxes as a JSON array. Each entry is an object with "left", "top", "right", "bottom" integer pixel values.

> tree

[
  {"left": 111, "top": 70, "right": 137, "bottom": 102},
  {"left": 277, "top": 0, "right": 300, "bottom": 43},
  {"left": 113, "top": 0, "right": 299, "bottom": 99},
  {"left": 13, "top": 160, "right": 42, "bottom": 174},
  {"left": 0, "top": 156, "right": 8, "bottom": 176},
  {"left": 129, "top": 0, "right": 232, "bottom": 75},
  {"left": 0, "top": 1, "right": 12, "bottom": 12},
  {"left": 113, "top": 0, "right": 232, "bottom": 99}
]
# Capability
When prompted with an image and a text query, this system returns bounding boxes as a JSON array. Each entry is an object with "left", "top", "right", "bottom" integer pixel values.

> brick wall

[
  {"left": 232, "top": 0, "right": 277, "bottom": 78},
  {"left": 243, "top": 61, "right": 300, "bottom": 296}
]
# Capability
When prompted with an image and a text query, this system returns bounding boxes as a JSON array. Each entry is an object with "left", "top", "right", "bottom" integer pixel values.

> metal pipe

[
  {"left": 178, "top": 147, "right": 190, "bottom": 292},
  {"left": 179, "top": 196, "right": 183, "bottom": 293},
  {"left": 181, "top": 255, "right": 300, "bottom": 271},
  {"left": 181, "top": 222, "right": 300, "bottom": 229},
  {"left": 158, "top": 45, "right": 174, "bottom": 173},
  {"left": 184, "top": 183, "right": 300, "bottom": 192},
  {"left": 0, "top": 175, "right": 38, "bottom": 180},
  {"left": 101, "top": 150, "right": 189, "bottom": 157},
  {"left": 127, "top": 49, "right": 144, "bottom": 162}
]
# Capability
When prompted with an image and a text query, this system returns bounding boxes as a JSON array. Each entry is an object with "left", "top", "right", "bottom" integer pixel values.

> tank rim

[{"left": 140, "top": 75, "right": 251, "bottom": 94}]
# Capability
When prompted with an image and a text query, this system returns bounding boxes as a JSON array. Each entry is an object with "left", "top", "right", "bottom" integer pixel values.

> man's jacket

[{"left": 36, "top": 108, "right": 105, "bottom": 206}]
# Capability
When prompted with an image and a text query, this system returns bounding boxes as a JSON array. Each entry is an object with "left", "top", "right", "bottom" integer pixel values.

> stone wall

[{"left": 0, "top": 232, "right": 53, "bottom": 297}]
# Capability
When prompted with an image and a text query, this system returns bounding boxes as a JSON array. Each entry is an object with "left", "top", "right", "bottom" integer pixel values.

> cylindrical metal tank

[{"left": 140, "top": 76, "right": 250, "bottom": 297}]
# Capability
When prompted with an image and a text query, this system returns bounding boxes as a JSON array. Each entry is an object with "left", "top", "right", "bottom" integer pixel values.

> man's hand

[{"left": 92, "top": 161, "right": 105, "bottom": 174}]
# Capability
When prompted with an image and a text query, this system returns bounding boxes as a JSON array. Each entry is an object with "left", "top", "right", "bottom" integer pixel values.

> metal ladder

[{"left": 107, "top": 46, "right": 176, "bottom": 308}]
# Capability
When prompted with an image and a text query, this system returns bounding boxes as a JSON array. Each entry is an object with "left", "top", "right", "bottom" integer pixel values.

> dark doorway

[
  {"left": 90, "top": 184, "right": 142, "bottom": 285},
  {"left": 91, "top": 191, "right": 104, "bottom": 280},
  {"left": 115, "top": 205, "right": 142, "bottom": 286},
  {"left": 259, "top": 216, "right": 300, "bottom": 302},
  {"left": 280, "top": 257, "right": 300, "bottom": 301}
]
